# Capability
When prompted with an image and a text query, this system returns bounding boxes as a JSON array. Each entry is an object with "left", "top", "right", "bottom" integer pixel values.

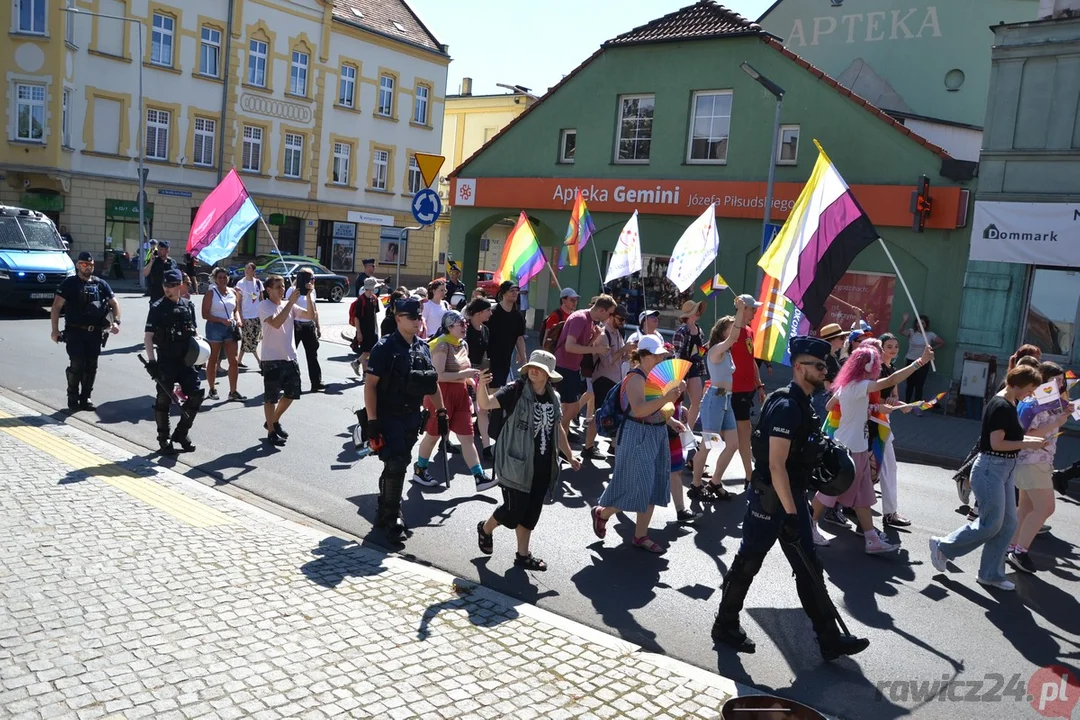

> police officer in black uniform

[
  {"left": 445, "top": 261, "right": 467, "bottom": 310},
  {"left": 354, "top": 258, "right": 376, "bottom": 298},
  {"left": 143, "top": 239, "right": 178, "bottom": 304},
  {"left": 144, "top": 268, "right": 204, "bottom": 455},
  {"left": 712, "top": 335, "right": 870, "bottom": 661},
  {"left": 50, "top": 252, "right": 121, "bottom": 411},
  {"left": 364, "top": 297, "right": 446, "bottom": 542}
]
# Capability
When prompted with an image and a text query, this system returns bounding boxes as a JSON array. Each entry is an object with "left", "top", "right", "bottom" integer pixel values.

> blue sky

[{"left": 408, "top": 0, "right": 776, "bottom": 96}]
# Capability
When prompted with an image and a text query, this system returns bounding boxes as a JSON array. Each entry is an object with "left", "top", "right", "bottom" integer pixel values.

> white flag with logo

[
  {"left": 604, "top": 211, "right": 642, "bottom": 284},
  {"left": 666, "top": 204, "right": 719, "bottom": 292}
]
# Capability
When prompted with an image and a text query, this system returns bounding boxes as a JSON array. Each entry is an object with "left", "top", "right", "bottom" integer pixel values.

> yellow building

[
  {"left": 1, "top": 0, "right": 449, "bottom": 286},
  {"left": 434, "top": 79, "right": 535, "bottom": 273}
]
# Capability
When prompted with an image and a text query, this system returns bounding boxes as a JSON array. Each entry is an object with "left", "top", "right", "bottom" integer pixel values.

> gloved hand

[
  {"left": 367, "top": 417, "right": 383, "bottom": 443},
  {"left": 145, "top": 360, "right": 160, "bottom": 381},
  {"left": 436, "top": 409, "right": 449, "bottom": 438},
  {"left": 778, "top": 513, "right": 800, "bottom": 546}
]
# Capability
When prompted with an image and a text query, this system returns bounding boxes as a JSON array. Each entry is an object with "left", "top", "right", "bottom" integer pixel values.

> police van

[{"left": 0, "top": 204, "right": 75, "bottom": 308}]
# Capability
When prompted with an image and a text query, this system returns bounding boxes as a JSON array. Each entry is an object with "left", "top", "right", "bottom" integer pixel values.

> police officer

[
  {"left": 354, "top": 258, "right": 377, "bottom": 298},
  {"left": 143, "top": 239, "right": 178, "bottom": 304},
  {"left": 445, "top": 261, "right": 466, "bottom": 310},
  {"left": 50, "top": 251, "right": 121, "bottom": 412},
  {"left": 364, "top": 297, "right": 447, "bottom": 542},
  {"left": 144, "top": 268, "right": 204, "bottom": 455},
  {"left": 712, "top": 335, "right": 870, "bottom": 661}
]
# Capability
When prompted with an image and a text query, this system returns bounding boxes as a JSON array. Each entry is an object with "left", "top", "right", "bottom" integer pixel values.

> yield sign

[{"left": 413, "top": 152, "right": 445, "bottom": 189}]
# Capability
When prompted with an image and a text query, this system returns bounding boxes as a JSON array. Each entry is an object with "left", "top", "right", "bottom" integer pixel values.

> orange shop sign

[{"left": 450, "top": 177, "right": 964, "bottom": 230}]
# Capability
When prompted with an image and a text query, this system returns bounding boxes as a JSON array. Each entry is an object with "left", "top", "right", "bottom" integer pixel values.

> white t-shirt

[
  {"left": 258, "top": 299, "right": 299, "bottom": 361},
  {"left": 207, "top": 287, "right": 236, "bottom": 321},
  {"left": 285, "top": 287, "right": 315, "bottom": 324},
  {"left": 622, "top": 330, "right": 664, "bottom": 377},
  {"left": 903, "top": 328, "right": 938, "bottom": 360},
  {"left": 235, "top": 277, "right": 262, "bottom": 319},
  {"left": 834, "top": 379, "right": 871, "bottom": 453},
  {"left": 421, "top": 299, "right": 449, "bottom": 339}
]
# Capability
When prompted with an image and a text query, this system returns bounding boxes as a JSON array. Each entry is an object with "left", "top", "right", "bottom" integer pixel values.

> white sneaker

[
  {"left": 350, "top": 359, "right": 361, "bottom": 376},
  {"left": 811, "top": 525, "right": 832, "bottom": 547},
  {"left": 865, "top": 529, "right": 900, "bottom": 554},
  {"left": 977, "top": 577, "right": 1016, "bottom": 591},
  {"left": 928, "top": 537, "right": 948, "bottom": 572}
]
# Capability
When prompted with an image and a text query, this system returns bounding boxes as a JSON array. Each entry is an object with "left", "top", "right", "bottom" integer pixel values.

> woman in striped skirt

[{"left": 591, "top": 336, "right": 687, "bottom": 554}]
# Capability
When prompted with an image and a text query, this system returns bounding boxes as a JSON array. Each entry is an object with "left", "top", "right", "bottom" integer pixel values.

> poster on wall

[
  {"left": 820, "top": 271, "right": 896, "bottom": 336},
  {"left": 379, "top": 227, "right": 407, "bottom": 266},
  {"left": 330, "top": 222, "right": 356, "bottom": 273}
]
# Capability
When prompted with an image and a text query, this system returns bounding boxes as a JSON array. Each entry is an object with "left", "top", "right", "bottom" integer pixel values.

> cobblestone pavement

[{"left": 0, "top": 393, "right": 741, "bottom": 720}]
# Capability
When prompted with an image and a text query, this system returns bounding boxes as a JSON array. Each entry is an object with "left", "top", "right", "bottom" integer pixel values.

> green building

[{"left": 447, "top": 0, "right": 975, "bottom": 390}]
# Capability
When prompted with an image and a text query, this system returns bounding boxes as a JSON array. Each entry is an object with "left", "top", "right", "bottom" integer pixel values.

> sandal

[
  {"left": 706, "top": 482, "right": 735, "bottom": 501},
  {"left": 514, "top": 553, "right": 547, "bottom": 571},
  {"left": 591, "top": 506, "right": 608, "bottom": 539},
  {"left": 476, "top": 521, "right": 493, "bottom": 555},
  {"left": 632, "top": 535, "right": 666, "bottom": 554}
]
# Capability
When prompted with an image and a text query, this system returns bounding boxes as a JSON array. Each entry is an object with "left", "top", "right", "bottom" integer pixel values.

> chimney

[
  {"left": 460, "top": 77, "right": 472, "bottom": 96},
  {"left": 1039, "top": 0, "right": 1080, "bottom": 19}
]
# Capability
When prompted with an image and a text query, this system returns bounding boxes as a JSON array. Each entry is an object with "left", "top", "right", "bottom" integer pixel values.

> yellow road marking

[{"left": 0, "top": 411, "right": 231, "bottom": 528}]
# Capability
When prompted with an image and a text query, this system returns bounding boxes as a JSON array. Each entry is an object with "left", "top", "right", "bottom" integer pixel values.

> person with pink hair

[{"left": 812, "top": 342, "right": 935, "bottom": 553}]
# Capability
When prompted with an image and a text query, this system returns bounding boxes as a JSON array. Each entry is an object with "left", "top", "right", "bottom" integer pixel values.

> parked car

[
  {"left": 476, "top": 270, "right": 501, "bottom": 297},
  {"left": 227, "top": 254, "right": 321, "bottom": 283},
  {"left": 255, "top": 260, "right": 350, "bottom": 302},
  {"left": 0, "top": 205, "right": 75, "bottom": 308}
]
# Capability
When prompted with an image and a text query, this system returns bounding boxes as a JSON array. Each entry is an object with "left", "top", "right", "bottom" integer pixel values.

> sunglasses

[
  {"left": 798, "top": 361, "right": 828, "bottom": 372},
  {"left": 397, "top": 313, "right": 421, "bottom": 321}
]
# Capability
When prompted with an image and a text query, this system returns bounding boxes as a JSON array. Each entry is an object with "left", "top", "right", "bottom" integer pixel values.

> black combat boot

[
  {"left": 79, "top": 370, "right": 97, "bottom": 411},
  {"left": 170, "top": 390, "right": 203, "bottom": 452},
  {"left": 376, "top": 470, "right": 408, "bottom": 542},
  {"left": 155, "top": 409, "right": 177, "bottom": 455},
  {"left": 66, "top": 368, "right": 81, "bottom": 412},
  {"left": 712, "top": 555, "right": 762, "bottom": 653}
]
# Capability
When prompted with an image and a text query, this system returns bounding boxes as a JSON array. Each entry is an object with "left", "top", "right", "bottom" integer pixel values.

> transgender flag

[
  {"left": 186, "top": 168, "right": 260, "bottom": 265},
  {"left": 758, "top": 143, "right": 879, "bottom": 326}
]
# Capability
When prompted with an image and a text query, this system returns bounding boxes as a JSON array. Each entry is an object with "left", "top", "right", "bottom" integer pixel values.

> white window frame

[
  {"left": 283, "top": 133, "right": 303, "bottom": 178},
  {"left": 247, "top": 39, "right": 267, "bottom": 87},
  {"left": 407, "top": 156, "right": 422, "bottom": 194},
  {"left": 65, "top": 3, "right": 75, "bottom": 44},
  {"left": 289, "top": 50, "right": 308, "bottom": 96},
  {"left": 338, "top": 64, "right": 356, "bottom": 108},
  {"left": 242, "top": 125, "right": 263, "bottom": 173},
  {"left": 150, "top": 12, "right": 174, "bottom": 67},
  {"left": 61, "top": 88, "right": 71, "bottom": 147},
  {"left": 413, "top": 85, "right": 429, "bottom": 125},
  {"left": 377, "top": 74, "right": 394, "bottom": 117},
  {"left": 686, "top": 90, "right": 733, "bottom": 165},
  {"left": 145, "top": 108, "right": 169, "bottom": 160},
  {"left": 332, "top": 142, "right": 350, "bottom": 185},
  {"left": 777, "top": 124, "right": 800, "bottom": 165},
  {"left": 372, "top": 149, "right": 389, "bottom": 190},
  {"left": 193, "top": 117, "right": 215, "bottom": 167},
  {"left": 615, "top": 94, "right": 654, "bottom": 164},
  {"left": 17, "top": 0, "right": 46, "bottom": 34},
  {"left": 558, "top": 129, "right": 576, "bottom": 164},
  {"left": 200, "top": 26, "right": 221, "bottom": 77},
  {"left": 14, "top": 83, "right": 46, "bottom": 142}
]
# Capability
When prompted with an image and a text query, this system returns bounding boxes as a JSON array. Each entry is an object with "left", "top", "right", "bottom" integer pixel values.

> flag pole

[
  {"left": 590, "top": 240, "right": 605, "bottom": 295},
  {"left": 712, "top": 256, "right": 718, "bottom": 327},
  {"left": 546, "top": 259, "right": 562, "bottom": 293},
  {"left": 259, "top": 215, "right": 288, "bottom": 268},
  {"left": 877, "top": 237, "right": 935, "bottom": 372}
]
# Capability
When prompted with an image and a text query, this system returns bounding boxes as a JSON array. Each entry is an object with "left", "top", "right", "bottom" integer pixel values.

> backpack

[
  {"left": 595, "top": 370, "right": 644, "bottom": 438},
  {"left": 542, "top": 310, "right": 568, "bottom": 352}
]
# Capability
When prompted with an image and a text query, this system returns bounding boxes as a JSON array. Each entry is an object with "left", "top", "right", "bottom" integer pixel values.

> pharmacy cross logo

[{"left": 455, "top": 179, "right": 476, "bottom": 206}]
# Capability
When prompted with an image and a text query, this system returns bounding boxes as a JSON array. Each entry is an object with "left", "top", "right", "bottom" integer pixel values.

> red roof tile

[{"left": 332, "top": 0, "right": 445, "bottom": 55}]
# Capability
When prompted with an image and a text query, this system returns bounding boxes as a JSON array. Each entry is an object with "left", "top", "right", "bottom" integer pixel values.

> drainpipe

[{"left": 217, "top": 0, "right": 235, "bottom": 183}]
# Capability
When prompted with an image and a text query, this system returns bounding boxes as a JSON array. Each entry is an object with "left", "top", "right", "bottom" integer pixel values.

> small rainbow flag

[
  {"left": 918, "top": 391, "right": 947, "bottom": 411},
  {"left": 1067, "top": 370, "right": 1078, "bottom": 392},
  {"left": 496, "top": 212, "right": 548, "bottom": 286},
  {"left": 822, "top": 398, "right": 890, "bottom": 466},
  {"left": 700, "top": 273, "right": 729, "bottom": 297},
  {"left": 752, "top": 273, "right": 810, "bottom": 366},
  {"left": 558, "top": 190, "right": 596, "bottom": 269}
]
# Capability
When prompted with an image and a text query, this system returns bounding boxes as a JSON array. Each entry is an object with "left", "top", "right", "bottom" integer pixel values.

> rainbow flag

[
  {"left": 1067, "top": 370, "right": 1078, "bottom": 392},
  {"left": 558, "top": 190, "right": 596, "bottom": 269},
  {"left": 918, "top": 391, "right": 947, "bottom": 411},
  {"left": 700, "top": 273, "right": 729, "bottom": 297},
  {"left": 822, "top": 401, "right": 890, "bottom": 466},
  {"left": 496, "top": 211, "right": 547, "bottom": 286},
  {"left": 752, "top": 273, "right": 810, "bottom": 366}
]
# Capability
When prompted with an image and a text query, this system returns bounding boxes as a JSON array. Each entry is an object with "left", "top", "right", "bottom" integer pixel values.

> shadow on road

[
  {"left": 299, "top": 535, "right": 387, "bottom": 588},
  {"left": 92, "top": 396, "right": 153, "bottom": 425},
  {"left": 189, "top": 440, "right": 279, "bottom": 485},
  {"left": 100, "top": 342, "right": 143, "bottom": 356},
  {"left": 416, "top": 579, "right": 521, "bottom": 641}
]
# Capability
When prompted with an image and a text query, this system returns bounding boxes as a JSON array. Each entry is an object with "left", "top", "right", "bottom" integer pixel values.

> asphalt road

[{"left": 2, "top": 293, "right": 1078, "bottom": 720}]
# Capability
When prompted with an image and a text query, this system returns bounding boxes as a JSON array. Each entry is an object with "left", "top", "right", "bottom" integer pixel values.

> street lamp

[
  {"left": 61, "top": 5, "right": 147, "bottom": 289},
  {"left": 396, "top": 226, "right": 420, "bottom": 288},
  {"left": 740, "top": 62, "right": 785, "bottom": 256}
]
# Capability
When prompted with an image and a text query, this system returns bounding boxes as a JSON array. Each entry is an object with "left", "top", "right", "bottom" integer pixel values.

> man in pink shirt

[{"left": 553, "top": 293, "right": 617, "bottom": 439}]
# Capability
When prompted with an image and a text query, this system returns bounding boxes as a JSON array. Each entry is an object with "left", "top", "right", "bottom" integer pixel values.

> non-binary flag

[
  {"left": 604, "top": 211, "right": 642, "bottom": 284},
  {"left": 752, "top": 273, "right": 810, "bottom": 366},
  {"left": 186, "top": 168, "right": 261, "bottom": 265},
  {"left": 758, "top": 144, "right": 880, "bottom": 326},
  {"left": 495, "top": 212, "right": 547, "bottom": 286},
  {"left": 558, "top": 190, "right": 597, "bottom": 269},
  {"left": 666, "top": 204, "right": 719, "bottom": 292}
]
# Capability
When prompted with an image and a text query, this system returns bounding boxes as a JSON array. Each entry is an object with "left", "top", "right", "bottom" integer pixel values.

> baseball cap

[
  {"left": 560, "top": 287, "right": 579, "bottom": 300},
  {"left": 157, "top": 240, "right": 170, "bottom": 249},
  {"left": 394, "top": 297, "right": 422, "bottom": 318},
  {"left": 789, "top": 336, "right": 831, "bottom": 362},
  {"left": 736, "top": 293, "right": 762, "bottom": 309},
  {"left": 636, "top": 336, "right": 671, "bottom": 357},
  {"left": 76, "top": 251, "right": 94, "bottom": 263},
  {"left": 638, "top": 309, "right": 660, "bottom": 325},
  {"left": 363, "top": 277, "right": 379, "bottom": 290},
  {"left": 163, "top": 268, "right": 183, "bottom": 284},
  {"left": 497, "top": 280, "right": 519, "bottom": 299},
  {"left": 612, "top": 304, "right": 628, "bottom": 319}
]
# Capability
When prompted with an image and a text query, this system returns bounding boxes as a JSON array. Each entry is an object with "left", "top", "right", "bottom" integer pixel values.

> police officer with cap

[
  {"left": 712, "top": 335, "right": 870, "bottom": 661},
  {"left": 364, "top": 296, "right": 447, "bottom": 541},
  {"left": 354, "top": 258, "right": 377, "bottom": 298},
  {"left": 143, "top": 239, "right": 178, "bottom": 305},
  {"left": 50, "top": 251, "right": 121, "bottom": 411},
  {"left": 445, "top": 261, "right": 466, "bottom": 310},
  {"left": 143, "top": 268, "right": 204, "bottom": 455}
]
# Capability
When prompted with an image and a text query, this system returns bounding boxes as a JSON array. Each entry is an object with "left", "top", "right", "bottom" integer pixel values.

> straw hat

[
  {"left": 519, "top": 350, "right": 562, "bottom": 382},
  {"left": 679, "top": 300, "right": 707, "bottom": 320},
  {"left": 818, "top": 323, "right": 846, "bottom": 341}
]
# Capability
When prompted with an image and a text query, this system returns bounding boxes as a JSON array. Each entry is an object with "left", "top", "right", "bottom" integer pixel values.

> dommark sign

[{"left": 969, "top": 201, "right": 1079, "bottom": 267}]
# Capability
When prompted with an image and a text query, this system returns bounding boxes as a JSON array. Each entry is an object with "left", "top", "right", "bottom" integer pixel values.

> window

[
  {"left": 200, "top": 27, "right": 221, "bottom": 77},
  {"left": 61, "top": 89, "right": 71, "bottom": 147},
  {"left": 407, "top": 157, "right": 422, "bottom": 194},
  {"left": 332, "top": 142, "right": 350, "bottom": 185},
  {"left": 1024, "top": 268, "right": 1080, "bottom": 359},
  {"left": 777, "top": 124, "right": 800, "bottom": 165},
  {"left": 18, "top": 0, "right": 45, "bottom": 33},
  {"left": 378, "top": 74, "right": 394, "bottom": 116},
  {"left": 145, "top": 108, "right": 169, "bottom": 160},
  {"left": 247, "top": 39, "right": 267, "bottom": 87},
  {"left": 413, "top": 85, "right": 429, "bottom": 125},
  {"left": 371, "top": 149, "right": 389, "bottom": 190},
  {"left": 558, "top": 129, "right": 576, "bottom": 164},
  {"left": 150, "top": 13, "right": 174, "bottom": 67},
  {"left": 687, "top": 90, "right": 732, "bottom": 163},
  {"left": 65, "top": 4, "right": 75, "bottom": 44},
  {"left": 15, "top": 83, "right": 46, "bottom": 142},
  {"left": 339, "top": 64, "right": 356, "bottom": 107},
  {"left": 615, "top": 94, "right": 654, "bottom": 163},
  {"left": 193, "top": 117, "right": 215, "bottom": 166},
  {"left": 283, "top": 133, "right": 303, "bottom": 178},
  {"left": 242, "top": 125, "right": 263, "bottom": 172},
  {"left": 290, "top": 51, "right": 308, "bottom": 96}
]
